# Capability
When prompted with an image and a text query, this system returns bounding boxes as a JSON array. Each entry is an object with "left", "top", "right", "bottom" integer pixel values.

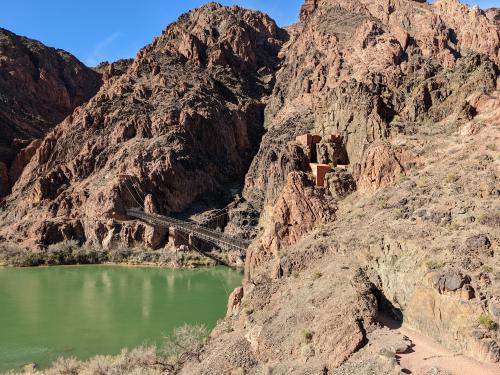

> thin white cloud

[{"left": 84, "top": 32, "right": 122, "bottom": 67}]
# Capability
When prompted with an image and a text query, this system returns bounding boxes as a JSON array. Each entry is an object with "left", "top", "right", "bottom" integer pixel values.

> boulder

[
  {"left": 464, "top": 234, "right": 493, "bottom": 256},
  {"left": 429, "top": 271, "right": 472, "bottom": 294}
]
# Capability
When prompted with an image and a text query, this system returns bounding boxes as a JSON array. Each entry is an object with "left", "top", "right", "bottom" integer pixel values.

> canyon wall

[
  {"left": 0, "top": 28, "right": 102, "bottom": 196},
  {"left": 0, "top": 3, "right": 286, "bottom": 249}
]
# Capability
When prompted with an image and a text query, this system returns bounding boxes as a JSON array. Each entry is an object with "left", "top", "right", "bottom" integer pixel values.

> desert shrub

[
  {"left": 108, "top": 247, "right": 133, "bottom": 263},
  {"left": 426, "top": 259, "right": 444, "bottom": 270},
  {"left": 415, "top": 177, "right": 429, "bottom": 188},
  {"left": 163, "top": 324, "right": 209, "bottom": 364},
  {"left": 12, "top": 324, "right": 208, "bottom": 374},
  {"left": 130, "top": 250, "right": 161, "bottom": 263},
  {"left": 478, "top": 314, "right": 498, "bottom": 331},
  {"left": 45, "top": 240, "right": 80, "bottom": 265},
  {"left": 477, "top": 212, "right": 500, "bottom": 227},
  {"left": 399, "top": 174, "right": 410, "bottom": 183},
  {"left": 0, "top": 243, "right": 43, "bottom": 267},
  {"left": 445, "top": 174, "right": 459, "bottom": 183},
  {"left": 44, "top": 357, "right": 81, "bottom": 375},
  {"left": 302, "top": 329, "right": 313, "bottom": 343}
]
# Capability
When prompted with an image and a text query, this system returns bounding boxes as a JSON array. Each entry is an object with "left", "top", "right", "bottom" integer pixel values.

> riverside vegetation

[
  {"left": 0, "top": 240, "right": 217, "bottom": 268},
  {"left": 6, "top": 325, "right": 209, "bottom": 375}
]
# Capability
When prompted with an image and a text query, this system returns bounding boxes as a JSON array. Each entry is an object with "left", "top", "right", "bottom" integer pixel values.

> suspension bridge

[
  {"left": 126, "top": 208, "right": 250, "bottom": 252},
  {"left": 121, "top": 176, "right": 250, "bottom": 253}
]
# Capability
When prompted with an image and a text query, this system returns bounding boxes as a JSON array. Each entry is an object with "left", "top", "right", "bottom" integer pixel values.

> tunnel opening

[{"left": 372, "top": 287, "right": 404, "bottom": 326}]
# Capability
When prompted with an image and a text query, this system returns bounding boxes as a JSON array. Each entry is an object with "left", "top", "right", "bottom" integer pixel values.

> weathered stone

[
  {"left": 358, "top": 144, "right": 415, "bottom": 193},
  {"left": 227, "top": 287, "right": 244, "bottom": 316},
  {"left": 144, "top": 225, "right": 167, "bottom": 250},
  {"left": 0, "top": 29, "right": 101, "bottom": 197},
  {"left": 324, "top": 170, "right": 357, "bottom": 198},
  {"left": 464, "top": 234, "right": 493, "bottom": 256},
  {"left": 144, "top": 194, "right": 159, "bottom": 214},
  {"left": 435, "top": 271, "right": 471, "bottom": 293}
]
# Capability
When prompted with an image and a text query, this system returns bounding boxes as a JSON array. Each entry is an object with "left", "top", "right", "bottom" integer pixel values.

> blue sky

[{"left": 0, "top": 0, "right": 496, "bottom": 67}]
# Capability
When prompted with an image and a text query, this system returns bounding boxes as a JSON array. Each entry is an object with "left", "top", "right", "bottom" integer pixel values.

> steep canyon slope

[
  {"left": 182, "top": 0, "right": 500, "bottom": 374},
  {"left": 0, "top": 3, "right": 286, "bottom": 249},
  {"left": 0, "top": 0, "right": 499, "bottom": 374},
  {"left": 0, "top": 28, "right": 102, "bottom": 197}
]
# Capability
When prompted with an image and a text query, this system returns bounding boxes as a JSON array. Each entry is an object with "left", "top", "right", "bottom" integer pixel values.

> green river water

[{"left": 0, "top": 265, "right": 242, "bottom": 372}]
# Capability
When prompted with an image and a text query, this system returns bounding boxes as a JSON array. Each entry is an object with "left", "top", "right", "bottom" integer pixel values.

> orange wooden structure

[{"left": 309, "top": 163, "right": 331, "bottom": 187}]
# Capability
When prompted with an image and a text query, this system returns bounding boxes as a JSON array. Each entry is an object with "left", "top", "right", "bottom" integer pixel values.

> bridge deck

[{"left": 126, "top": 208, "right": 250, "bottom": 252}]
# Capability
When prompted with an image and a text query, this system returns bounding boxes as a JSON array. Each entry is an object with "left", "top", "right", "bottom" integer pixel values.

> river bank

[{"left": 0, "top": 240, "right": 242, "bottom": 270}]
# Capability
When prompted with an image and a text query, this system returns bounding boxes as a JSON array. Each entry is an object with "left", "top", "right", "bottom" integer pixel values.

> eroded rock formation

[
  {"left": 0, "top": 28, "right": 102, "bottom": 196},
  {"left": 0, "top": 3, "right": 286, "bottom": 249}
]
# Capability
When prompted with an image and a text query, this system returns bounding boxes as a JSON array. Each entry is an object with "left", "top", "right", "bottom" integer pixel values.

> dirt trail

[{"left": 397, "top": 325, "right": 500, "bottom": 375}]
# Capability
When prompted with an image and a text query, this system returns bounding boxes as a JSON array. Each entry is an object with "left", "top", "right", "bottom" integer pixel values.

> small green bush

[
  {"left": 478, "top": 314, "right": 498, "bottom": 331},
  {"left": 446, "top": 174, "right": 459, "bottom": 184},
  {"left": 303, "top": 329, "right": 313, "bottom": 343},
  {"left": 163, "top": 324, "right": 209, "bottom": 363}
]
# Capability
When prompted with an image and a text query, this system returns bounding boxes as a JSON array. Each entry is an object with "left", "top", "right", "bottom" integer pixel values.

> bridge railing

[{"left": 126, "top": 208, "right": 250, "bottom": 252}]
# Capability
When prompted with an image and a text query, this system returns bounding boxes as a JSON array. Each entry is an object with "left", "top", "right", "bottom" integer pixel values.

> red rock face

[
  {"left": 245, "top": 172, "right": 336, "bottom": 281},
  {"left": 0, "top": 4, "right": 286, "bottom": 248},
  {"left": 1, "top": 0, "right": 499, "bottom": 253},
  {"left": 242, "top": 0, "right": 499, "bottom": 215},
  {"left": 0, "top": 28, "right": 102, "bottom": 196},
  {"left": 357, "top": 143, "right": 415, "bottom": 192}
]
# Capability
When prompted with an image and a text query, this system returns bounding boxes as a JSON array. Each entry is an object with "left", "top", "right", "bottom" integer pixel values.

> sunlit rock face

[
  {"left": 0, "top": 28, "right": 102, "bottom": 197},
  {"left": 0, "top": 3, "right": 286, "bottom": 249}
]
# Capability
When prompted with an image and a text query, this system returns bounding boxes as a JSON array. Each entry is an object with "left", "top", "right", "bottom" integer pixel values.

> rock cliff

[
  {"left": 182, "top": 0, "right": 500, "bottom": 373},
  {"left": 0, "top": 28, "right": 102, "bottom": 197},
  {"left": 0, "top": 3, "right": 286, "bottom": 249}
]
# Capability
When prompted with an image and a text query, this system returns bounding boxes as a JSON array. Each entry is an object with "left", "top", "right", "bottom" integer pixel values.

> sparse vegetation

[
  {"left": 399, "top": 174, "right": 410, "bottom": 183},
  {"left": 163, "top": 324, "right": 209, "bottom": 364},
  {"left": 426, "top": 259, "right": 444, "bottom": 270},
  {"left": 303, "top": 329, "right": 313, "bottom": 343},
  {"left": 416, "top": 177, "right": 429, "bottom": 188},
  {"left": 0, "top": 241, "right": 216, "bottom": 269},
  {"left": 477, "top": 211, "right": 500, "bottom": 227},
  {"left": 486, "top": 144, "right": 497, "bottom": 151},
  {"left": 445, "top": 174, "right": 459, "bottom": 183},
  {"left": 482, "top": 265, "right": 494, "bottom": 273},
  {"left": 478, "top": 314, "right": 498, "bottom": 331},
  {"left": 313, "top": 271, "right": 322, "bottom": 280},
  {"left": 7, "top": 324, "right": 209, "bottom": 374},
  {"left": 376, "top": 195, "right": 391, "bottom": 209}
]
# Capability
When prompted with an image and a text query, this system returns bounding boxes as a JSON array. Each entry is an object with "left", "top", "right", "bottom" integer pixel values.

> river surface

[{"left": 0, "top": 265, "right": 242, "bottom": 372}]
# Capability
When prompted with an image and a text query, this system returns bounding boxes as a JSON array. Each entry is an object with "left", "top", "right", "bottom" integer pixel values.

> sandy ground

[{"left": 397, "top": 325, "right": 500, "bottom": 375}]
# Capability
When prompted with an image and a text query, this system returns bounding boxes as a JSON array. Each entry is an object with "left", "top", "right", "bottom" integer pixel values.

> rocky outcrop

[
  {"left": 240, "top": 0, "right": 499, "bottom": 215},
  {"left": 227, "top": 287, "right": 244, "bottom": 316},
  {"left": 0, "top": 28, "right": 102, "bottom": 196},
  {"left": 246, "top": 172, "right": 336, "bottom": 281},
  {"left": 357, "top": 143, "right": 415, "bottom": 192},
  {"left": 0, "top": 3, "right": 286, "bottom": 249}
]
